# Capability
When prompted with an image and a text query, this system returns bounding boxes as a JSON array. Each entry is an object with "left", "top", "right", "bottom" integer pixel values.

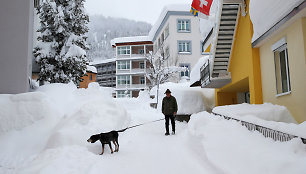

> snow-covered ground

[{"left": 0, "top": 83, "right": 306, "bottom": 174}]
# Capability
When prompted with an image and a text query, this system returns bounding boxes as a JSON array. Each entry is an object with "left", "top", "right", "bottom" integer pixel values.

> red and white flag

[{"left": 191, "top": 0, "right": 214, "bottom": 16}]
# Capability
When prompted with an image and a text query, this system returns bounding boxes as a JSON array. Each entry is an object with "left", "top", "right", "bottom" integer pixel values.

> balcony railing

[
  {"left": 200, "top": 60, "right": 210, "bottom": 88},
  {"left": 117, "top": 54, "right": 147, "bottom": 59},
  {"left": 116, "top": 84, "right": 147, "bottom": 89},
  {"left": 117, "top": 68, "right": 147, "bottom": 75},
  {"left": 212, "top": 112, "right": 306, "bottom": 144},
  {"left": 200, "top": 59, "right": 231, "bottom": 88}
]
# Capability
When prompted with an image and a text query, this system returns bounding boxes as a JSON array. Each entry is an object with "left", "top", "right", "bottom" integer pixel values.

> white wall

[
  {"left": 153, "top": 13, "right": 202, "bottom": 82},
  {"left": 0, "top": 0, "right": 34, "bottom": 94}
]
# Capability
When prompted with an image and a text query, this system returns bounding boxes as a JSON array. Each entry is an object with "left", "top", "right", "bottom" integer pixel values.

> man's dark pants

[{"left": 165, "top": 115, "right": 175, "bottom": 134}]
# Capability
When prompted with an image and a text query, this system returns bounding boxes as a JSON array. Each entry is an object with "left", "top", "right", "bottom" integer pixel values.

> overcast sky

[{"left": 84, "top": 0, "right": 192, "bottom": 25}]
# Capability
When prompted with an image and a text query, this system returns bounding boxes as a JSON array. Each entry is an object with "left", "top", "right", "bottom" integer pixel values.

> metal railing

[
  {"left": 200, "top": 60, "right": 211, "bottom": 88},
  {"left": 212, "top": 112, "right": 306, "bottom": 144}
]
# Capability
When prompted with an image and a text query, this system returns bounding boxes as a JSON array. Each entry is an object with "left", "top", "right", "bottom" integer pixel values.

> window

[
  {"left": 180, "top": 64, "right": 190, "bottom": 77},
  {"left": 178, "top": 41, "right": 191, "bottom": 53},
  {"left": 165, "top": 47, "right": 170, "bottom": 59},
  {"left": 201, "top": 41, "right": 205, "bottom": 54},
  {"left": 34, "top": 0, "right": 40, "bottom": 8},
  {"left": 117, "top": 90, "right": 131, "bottom": 98},
  {"left": 165, "top": 24, "right": 169, "bottom": 39},
  {"left": 139, "top": 62, "right": 145, "bottom": 69},
  {"left": 117, "top": 46, "right": 131, "bottom": 55},
  {"left": 90, "top": 74, "right": 93, "bottom": 81},
  {"left": 177, "top": 19, "right": 191, "bottom": 32},
  {"left": 161, "top": 33, "right": 164, "bottom": 45},
  {"left": 140, "top": 77, "right": 145, "bottom": 84},
  {"left": 117, "top": 75, "right": 130, "bottom": 85},
  {"left": 274, "top": 44, "right": 291, "bottom": 95},
  {"left": 117, "top": 60, "right": 130, "bottom": 70},
  {"left": 138, "top": 49, "right": 144, "bottom": 54}
]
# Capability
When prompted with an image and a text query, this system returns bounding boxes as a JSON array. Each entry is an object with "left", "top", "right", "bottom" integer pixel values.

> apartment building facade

[
  {"left": 93, "top": 59, "right": 116, "bottom": 88},
  {"left": 111, "top": 36, "right": 153, "bottom": 98},
  {"left": 149, "top": 5, "right": 203, "bottom": 82}
]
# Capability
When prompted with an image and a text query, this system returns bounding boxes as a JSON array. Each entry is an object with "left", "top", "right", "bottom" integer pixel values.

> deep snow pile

[
  {"left": 0, "top": 92, "right": 57, "bottom": 134},
  {"left": 151, "top": 82, "right": 215, "bottom": 114},
  {"left": 213, "top": 103, "right": 296, "bottom": 123},
  {"left": 188, "top": 111, "right": 306, "bottom": 174},
  {"left": 0, "top": 83, "right": 130, "bottom": 173}
]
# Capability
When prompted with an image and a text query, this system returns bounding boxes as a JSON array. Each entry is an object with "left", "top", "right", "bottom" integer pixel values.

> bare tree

[{"left": 145, "top": 47, "right": 186, "bottom": 106}]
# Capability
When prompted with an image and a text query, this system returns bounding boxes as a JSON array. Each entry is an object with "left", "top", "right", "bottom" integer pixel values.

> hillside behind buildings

[{"left": 87, "top": 15, "right": 152, "bottom": 62}]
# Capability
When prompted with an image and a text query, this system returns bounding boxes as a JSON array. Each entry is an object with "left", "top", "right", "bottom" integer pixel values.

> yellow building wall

[
  {"left": 215, "top": 0, "right": 263, "bottom": 106},
  {"left": 205, "top": 44, "right": 211, "bottom": 53},
  {"left": 259, "top": 18, "right": 306, "bottom": 123}
]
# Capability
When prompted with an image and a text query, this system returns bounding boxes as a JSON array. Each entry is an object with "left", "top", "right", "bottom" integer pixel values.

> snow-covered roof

[
  {"left": 110, "top": 36, "right": 151, "bottom": 46},
  {"left": 86, "top": 65, "right": 97, "bottom": 73},
  {"left": 90, "top": 58, "right": 116, "bottom": 65},
  {"left": 148, "top": 4, "right": 191, "bottom": 41},
  {"left": 250, "top": 0, "right": 305, "bottom": 44}
]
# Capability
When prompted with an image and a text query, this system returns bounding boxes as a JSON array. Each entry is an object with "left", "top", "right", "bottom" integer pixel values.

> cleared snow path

[{"left": 83, "top": 121, "right": 222, "bottom": 174}]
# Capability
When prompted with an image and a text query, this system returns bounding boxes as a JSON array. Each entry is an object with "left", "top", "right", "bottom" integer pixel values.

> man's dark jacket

[{"left": 162, "top": 95, "right": 178, "bottom": 115}]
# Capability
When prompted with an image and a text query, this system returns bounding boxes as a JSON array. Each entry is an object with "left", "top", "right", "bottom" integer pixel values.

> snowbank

[
  {"left": 46, "top": 99, "right": 130, "bottom": 149},
  {"left": 188, "top": 111, "right": 306, "bottom": 174},
  {"left": 249, "top": 0, "right": 304, "bottom": 43},
  {"left": 151, "top": 82, "right": 215, "bottom": 114},
  {"left": 213, "top": 103, "right": 296, "bottom": 123},
  {"left": 0, "top": 92, "right": 57, "bottom": 134},
  {"left": 0, "top": 83, "right": 130, "bottom": 172},
  {"left": 213, "top": 103, "right": 306, "bottom": 138}
]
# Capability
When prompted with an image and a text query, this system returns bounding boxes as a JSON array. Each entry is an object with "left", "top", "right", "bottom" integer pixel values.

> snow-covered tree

[{"left": 34, "top": 0, "right": 89, "bottom": 85}]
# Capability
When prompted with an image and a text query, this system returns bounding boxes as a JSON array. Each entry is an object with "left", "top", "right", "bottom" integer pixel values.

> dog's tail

[{"left": 117, "top": 128, "right": 128, "bottom": 132}]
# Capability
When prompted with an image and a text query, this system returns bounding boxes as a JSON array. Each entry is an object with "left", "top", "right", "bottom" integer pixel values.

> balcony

[
  {"left": 200, "top": 60, "right": 231, "bottom": 88},
  {"left": 117, "top": 45, "right": 153, "bottom": 60},
  {"left": 117, "top": 68, "right": 147, "bottom": 75},
  {"left": 116, "top": 84, "right": 147, "bottom": 90}
]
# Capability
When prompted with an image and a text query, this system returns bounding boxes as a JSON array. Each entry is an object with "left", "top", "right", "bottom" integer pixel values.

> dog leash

[{"left": 118, "top": 118, "right": 165, "bottom": 132}]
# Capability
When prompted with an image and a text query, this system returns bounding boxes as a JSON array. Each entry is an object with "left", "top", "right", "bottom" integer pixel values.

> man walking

[{"left": 162, "top": 89, "right": 178, "bottom": 136}]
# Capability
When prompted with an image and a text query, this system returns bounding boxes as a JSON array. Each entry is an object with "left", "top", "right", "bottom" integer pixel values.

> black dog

[{"left": 87, "top": 129, "right": 126, "bottom": 155}]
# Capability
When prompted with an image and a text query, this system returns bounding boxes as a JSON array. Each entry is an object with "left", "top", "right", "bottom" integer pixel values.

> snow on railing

[{"left": 212, "top": 112, "right": 306, "bottom": 144}]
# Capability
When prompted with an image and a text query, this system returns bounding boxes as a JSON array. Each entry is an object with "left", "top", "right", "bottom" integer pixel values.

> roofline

[
  {"left": 113, "top": 41, "right": 153, "bottom": 47},
  {"left": 252, "top": 0, "right": 306, "bottom": 48},
  {"left": 151, "top": 11, "right": 193, "bottom": 42}
]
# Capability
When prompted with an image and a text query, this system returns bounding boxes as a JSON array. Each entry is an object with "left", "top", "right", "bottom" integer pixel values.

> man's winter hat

[{"left": 165, "top": 89, "right": 171, "bottom": 94}]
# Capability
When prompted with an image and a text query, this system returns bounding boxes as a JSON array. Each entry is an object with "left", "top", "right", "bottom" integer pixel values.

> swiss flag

[{"left": 191, "top": 0, "right": 213, "bottom": 16}]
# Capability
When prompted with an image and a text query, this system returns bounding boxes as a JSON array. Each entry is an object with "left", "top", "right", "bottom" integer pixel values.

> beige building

[
  {"left": 252, "top": 1, "right": 306, "bottom": 123},
  {"left": 111, "top": 36, "right": 153, "bottom": 98}
]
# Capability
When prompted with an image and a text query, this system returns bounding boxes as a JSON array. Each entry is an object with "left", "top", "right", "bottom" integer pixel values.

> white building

[
  {"left": 149, "top": 4, "right": 204, "bottom": 82},
  {"left": 111, "top": 36, "right": 153, "bottom": 98}
]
